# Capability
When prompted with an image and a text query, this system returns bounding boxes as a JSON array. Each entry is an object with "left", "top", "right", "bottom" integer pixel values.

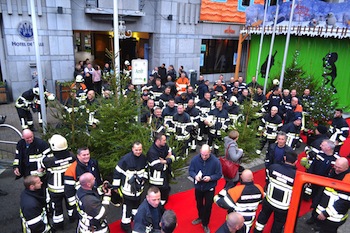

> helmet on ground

[
  {"left": 230, "top": 96, "right": 238, "bottom": 105},
  {"left": 272, "top": 79, "right": 280, "bottom": 86},
  {"left": 49, "top": 134, "right": 68, "bottom": 151},
  {"left": 75, "top": 75, "right": 84, "bottom": 83},
  {"left": 124, "top": 60, "right": 130, "bottom": 66}
]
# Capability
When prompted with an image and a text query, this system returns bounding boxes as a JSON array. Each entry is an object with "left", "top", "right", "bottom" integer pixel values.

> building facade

[{"left": 0, "top": 0, "right": 252, "bottom": 99}]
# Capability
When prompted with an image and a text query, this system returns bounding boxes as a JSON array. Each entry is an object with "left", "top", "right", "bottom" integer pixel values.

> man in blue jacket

[{"left": 189, "top": 144, "right": 222, "bottom": 233}]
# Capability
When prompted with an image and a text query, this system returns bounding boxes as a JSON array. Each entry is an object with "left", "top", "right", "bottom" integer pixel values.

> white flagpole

[
  {"left": 114, "top": 0, "right": 120, "bottom": 92},
  {"left": 255, "top": 0, "right": 270, "bottom": 82},
  {"left": 30, "top": 0, "right": 47, "bottom": 133},
  {"left": 279, "top": 0, "right": 297, "bottom": 89},
  {"left": 263, "top": 3, "right": 280, "bottom": 94}
]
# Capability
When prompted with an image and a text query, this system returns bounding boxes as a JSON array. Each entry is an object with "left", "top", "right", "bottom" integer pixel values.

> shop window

[
  {"left": 74, "top": 31, "right": 92, "bottom": 52},
  {"left": 200, "top": 39, "right": 238, "bottom": 74}
]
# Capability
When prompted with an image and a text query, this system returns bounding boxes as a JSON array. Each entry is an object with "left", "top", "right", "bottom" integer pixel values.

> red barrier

[{"left": 284, "top": 171, "right": 350, "bottom": 233}]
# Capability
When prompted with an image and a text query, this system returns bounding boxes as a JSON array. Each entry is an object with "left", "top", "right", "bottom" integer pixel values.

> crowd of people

[{"left": 11, "top": 60, "right": 350, "bottom": 233}]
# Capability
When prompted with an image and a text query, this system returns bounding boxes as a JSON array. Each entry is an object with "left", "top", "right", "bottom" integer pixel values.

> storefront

[{"left": 0, "top": 0, "right": 253, "bottom": 100}]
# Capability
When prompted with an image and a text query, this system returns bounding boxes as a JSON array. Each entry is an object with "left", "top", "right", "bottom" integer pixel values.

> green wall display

[{"left": 246, "top": 34, "right": 350, "bottom": 110}]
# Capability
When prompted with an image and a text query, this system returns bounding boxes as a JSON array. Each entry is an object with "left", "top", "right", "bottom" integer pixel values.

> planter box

[
  {"left": 55, "top": 81, "right": 72, "bottom": 104},
  {"left": 0, "top": 82, "right": 9, "bottom": 104}
]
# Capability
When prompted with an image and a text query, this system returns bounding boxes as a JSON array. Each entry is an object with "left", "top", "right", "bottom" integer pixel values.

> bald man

[
  {"left": 216, "top": 212, "right": 246, "bottom": 233},
  {"left": 13, "top": 129, "right": 49, "bottom": 179},
  {"left": 189, "top": 144, "right": 222, "bottom": 233},
  {"left": 214, "top": 170, "right": 264, "bottom": 233},
  {"left": 314, "top": 157, "right": 350, "bottom": 233},
  {"left": 76, "top": 172, "right": 111, "bottom": 233}
]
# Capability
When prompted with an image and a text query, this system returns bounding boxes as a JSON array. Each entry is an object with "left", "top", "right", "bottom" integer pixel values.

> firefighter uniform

[
  {"left": 162, "top": 105, "right": 177, "bottom": 136},
  {"left": 15, "top": 88, "right": 38, "bottom": 130},
  {"left": 41, "top": 135, "right": 76, "bottom": 228},
  {"left": 206, "top": 106, "right": 229, "bottom": 152},
  {"left": 147, "top": 142, "right": 175, "bottom": 205},
  {"left": 172, "top": 111, "right": 193, "bottom": 156},
  {"left": 76, "top": 187, "right": 111, "bottom": 233},
  {"left": 214, "top": 181, "right": 264, "bottom": 233},
  {"left": 112, "top": 151, "right": 148, "bottom": 232},
  {"left": 316, "top": 173, "right": 350, "bottom": 233},
  {"left": 254, "top": 162, "right": 296, "bottom": 233},
  {"left": 64, "top": 159, "right": 103, "bottom": 218},
  {"left": 13, "top": 137, "right": 50, "bottom": 179},
  {"left": 281, "top": 121, "right": 302, "bottom": 149},
  {"left": 329, "top": 116, "right": 349, "bottom": 153},
  {"left": 257, "top": 112, "right": 283, "bottom": 154},
  {"left": 20, "top": 188, "right": 51, "bottom": 233},
  {"left": 186, "top": 104, "right": 200, "bottom": 150},
  {"left": 196, "top": 97, "right": 212, "bottom": 140}
]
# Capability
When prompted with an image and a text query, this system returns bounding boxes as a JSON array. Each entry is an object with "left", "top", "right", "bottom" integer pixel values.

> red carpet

[
  {"left": 109, "top": 169, "right": 311, "bottom": 233},
  {"left": 109, "top": 118, "right": 350, "bottom": 232}
]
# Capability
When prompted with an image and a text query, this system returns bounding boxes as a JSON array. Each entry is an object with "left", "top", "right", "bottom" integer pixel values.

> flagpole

[
  {"left": 114, "top": 0, "right": 120, "bottom": 93},
  {"left": 263, "top": 3, "right": 280, "bottom": 94},
  {"left": 279, "top": 0, "right": 296, "bottom": 89},
  {"left": 30, "top": 0, "right": 47, "bottom": 133},
  {"left": 255, "top": 0, "right": 269, "bottom": 82}
]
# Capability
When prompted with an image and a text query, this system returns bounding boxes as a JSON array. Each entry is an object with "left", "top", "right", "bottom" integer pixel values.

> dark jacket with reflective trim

[
  {"left": 76, "top": 187, "right": 108, "bottom": 231},
  {"left": 20, "top": 189, "right": 49, "bottom": 233},
  {"left": 265, "top": 163, "right": 296, "bottom": 210},
  {"left": 13, "top": 137, "right": 49, "bottom": 178}
]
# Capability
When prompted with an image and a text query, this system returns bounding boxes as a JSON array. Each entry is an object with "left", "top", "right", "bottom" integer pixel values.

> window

[{"left": 200, "top": 39, "right": 238, "bottom": 74}]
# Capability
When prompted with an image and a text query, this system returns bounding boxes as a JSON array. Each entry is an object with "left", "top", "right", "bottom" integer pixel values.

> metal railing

[{"left": 0, "top": 124, "right": 22, "bottom": 159}]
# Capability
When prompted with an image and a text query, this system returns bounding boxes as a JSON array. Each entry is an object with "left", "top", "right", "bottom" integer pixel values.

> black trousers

[
  {"left": 318, "top": 219, "right": 345, "bottom": 233},
  {"left": 49, "top": 192, "right": 74, "bottom": 228},
  {"left": 121, "top": 196, "right": 141, "bottom": 233},
  {"left": 195, "top": 188, "right": 215, "bottom": 227},
  {"left": 16, "top": 107, "right": 33, "bottom": 129},
  {"left": 254, "top": 199, "right": 287, "bottom": 233}
]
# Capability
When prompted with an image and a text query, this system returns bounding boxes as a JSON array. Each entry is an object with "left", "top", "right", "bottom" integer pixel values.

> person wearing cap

[
  {"left": 281, "top": 112, "right": 303, "bottom": 149},
  {"left": 41, "top": 134, "right": 76, "bottom": 229}
]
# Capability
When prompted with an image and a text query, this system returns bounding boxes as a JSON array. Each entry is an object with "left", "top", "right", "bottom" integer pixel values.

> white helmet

[
  {"left": 230, "top": 96, "right": 238, "bottom": 105},
  {"left": 75, "top": 75, "right": 84, "bottom": 83},
  {"left": 272, "top": 79, "right": 280, "bottom": 86},
  {"left": 33, "top": 87, "right": 40, "bottom": 95},
  {"left": 49, "top": 134, "right": 68, "bottom": 151},
  {"left": 124, "top": 60, "right": 130, "bottom": 66}
]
